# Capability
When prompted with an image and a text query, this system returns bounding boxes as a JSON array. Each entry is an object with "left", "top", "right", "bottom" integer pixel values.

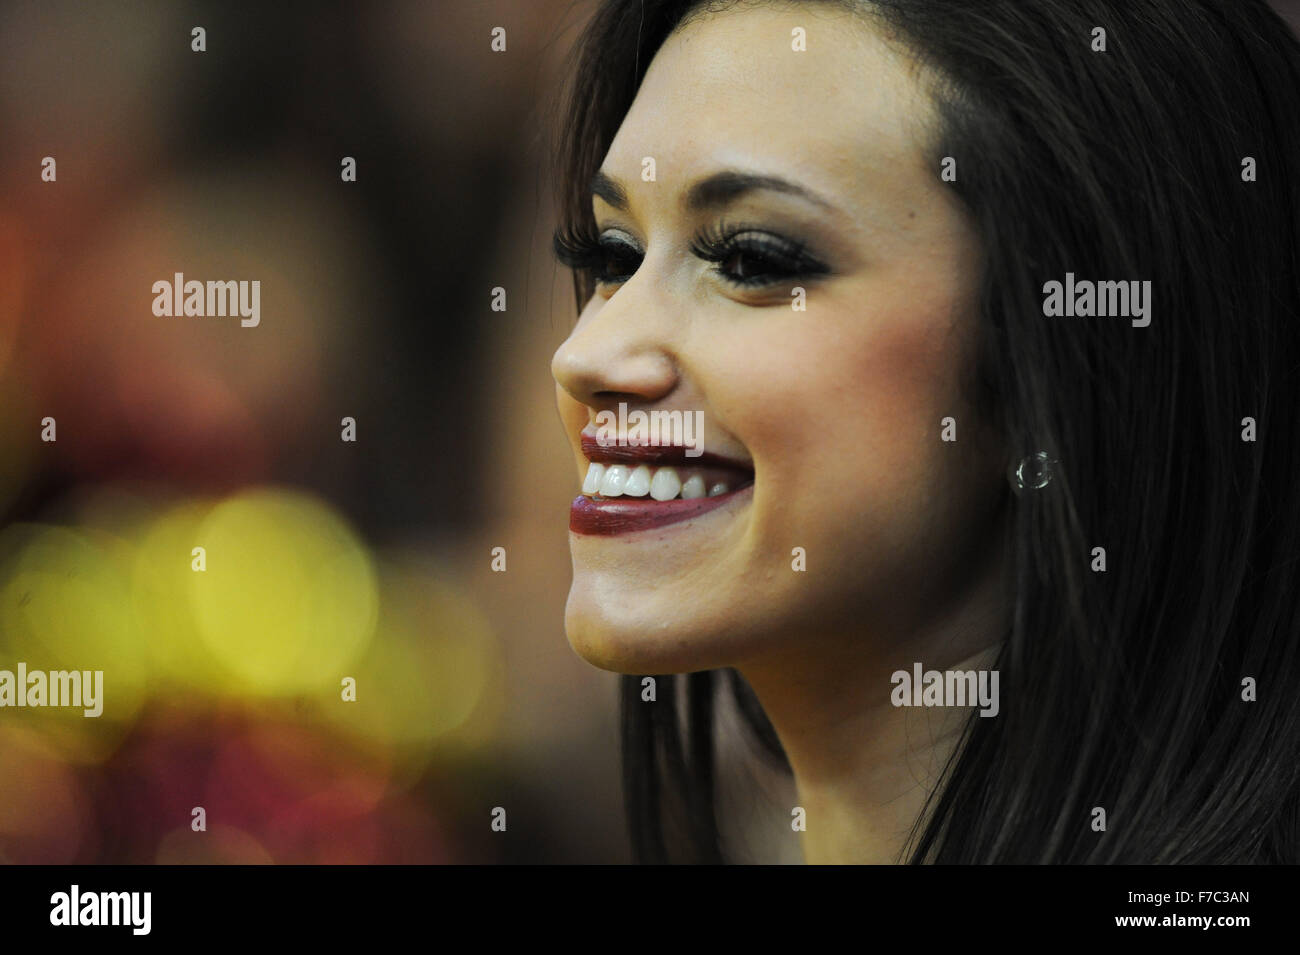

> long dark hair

[{"left": 550, "top": 0, "right": 1300, "bottom": 863}]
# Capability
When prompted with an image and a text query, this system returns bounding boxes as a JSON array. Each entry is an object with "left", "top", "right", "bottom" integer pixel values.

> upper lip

[{"left": 579, "top": 431, "right": 754, "bottom": 472}]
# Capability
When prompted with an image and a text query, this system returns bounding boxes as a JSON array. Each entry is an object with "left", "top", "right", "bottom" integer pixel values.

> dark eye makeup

[{"left": 552, "top": 219, "right": 831, "bottom": 291}]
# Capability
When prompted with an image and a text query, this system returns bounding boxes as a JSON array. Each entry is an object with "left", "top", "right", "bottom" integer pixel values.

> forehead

[{"left": 601, "top": 4, "right": 938, "bottom": 216}]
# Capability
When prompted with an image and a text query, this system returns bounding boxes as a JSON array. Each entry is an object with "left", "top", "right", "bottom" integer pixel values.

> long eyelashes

[
  {"left": 688, "top": 220, "right": 829, "bottom": 288},
  {"left": 552, "top": 224, "right": 641, "bottom": 285},
  {"left": 551, "top": 220, "right": 829, "bottom": 290}
]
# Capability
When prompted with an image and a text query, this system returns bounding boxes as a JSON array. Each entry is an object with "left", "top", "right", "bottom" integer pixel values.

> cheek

[
  {"left": 717, "top": 294, "right": 989, "bottom": 598},
  {"left": 734, "top": 301, "right": 973, "bottom": 494}
]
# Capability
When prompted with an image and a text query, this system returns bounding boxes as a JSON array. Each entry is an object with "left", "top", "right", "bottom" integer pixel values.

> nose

[{"left": 551, "top": 289, "right": 678, "bottom": 409}]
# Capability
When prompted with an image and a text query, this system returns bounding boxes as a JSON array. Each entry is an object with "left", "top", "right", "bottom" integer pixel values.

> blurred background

[
  {"left": 0, "top": 0, "right": 641, "bottom": 864},
  {"left": 1, "top": 0, "right": 1296, "bottom": 865}
]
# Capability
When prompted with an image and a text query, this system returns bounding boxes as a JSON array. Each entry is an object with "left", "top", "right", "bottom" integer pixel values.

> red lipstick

[{"left": 569, "top": 433, "right": 754, "bottom": 536}]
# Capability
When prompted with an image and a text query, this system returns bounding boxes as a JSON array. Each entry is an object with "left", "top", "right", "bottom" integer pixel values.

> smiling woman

[{"left": 548, "top": 0, "right": 1300, "bottom": 864}]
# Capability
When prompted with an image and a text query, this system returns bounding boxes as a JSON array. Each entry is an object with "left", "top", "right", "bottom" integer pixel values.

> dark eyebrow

[
  {"left": 589, "top": 168, "right": 835, "bottom": 214},
  {"left": 590, "top": 169, "right": 629, "bottom": 210}
]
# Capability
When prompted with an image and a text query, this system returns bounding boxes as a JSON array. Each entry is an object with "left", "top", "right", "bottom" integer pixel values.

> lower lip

[{"left": 569, "top": 483, "right": 754, "bottom": 536}]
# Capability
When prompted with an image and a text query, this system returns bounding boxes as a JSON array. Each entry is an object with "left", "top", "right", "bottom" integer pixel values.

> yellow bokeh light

[
  {"left": 320, "top": 554, "right": 504, "bottom": 780},
  {"left": 0, "top": 522, "right": 150, "bottom": 762},
  {"left": 188, "top": 487, "right": 378, "bottom": 695},
  {"left": 131, "top": 497, "right": 226, "bottom": 691}
]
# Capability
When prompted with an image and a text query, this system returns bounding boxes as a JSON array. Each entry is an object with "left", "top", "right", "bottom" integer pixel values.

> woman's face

[{"left": 552, "top": 4, "right": 1006, "bottom": 675}]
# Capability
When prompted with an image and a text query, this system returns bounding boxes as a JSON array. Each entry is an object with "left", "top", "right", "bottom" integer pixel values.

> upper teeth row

[{"left": 582, "top": 463, "right": 730, "bottom": 501}]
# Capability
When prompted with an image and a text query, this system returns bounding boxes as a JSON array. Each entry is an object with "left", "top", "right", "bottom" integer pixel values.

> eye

[
  {"left": 552, "top": 220, "right": 831, "bottom": 292},
  {"left": 689, "top": 221, "right": 830, "bottom": 289},
  {"left": 552, "top": 225, "right": 643, "bottom": 286}
]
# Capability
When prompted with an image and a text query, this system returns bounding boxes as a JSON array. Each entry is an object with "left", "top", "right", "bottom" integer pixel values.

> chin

[
  {"left": 562, "top": 575, "right": 780, "bottom": 675},
  {"left": 563, "top": 591, "right": 691, "bottom": 674}
]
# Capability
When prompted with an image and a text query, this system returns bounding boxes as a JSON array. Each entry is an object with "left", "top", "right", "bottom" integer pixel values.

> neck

[{"left": 737, "top": 562, "right": 1007, "bottom": 864}]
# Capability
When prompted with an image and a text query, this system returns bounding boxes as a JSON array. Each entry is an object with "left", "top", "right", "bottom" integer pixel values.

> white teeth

[
  {"left": 584, "top": 461, "right": 748, "bottom": 501},
  {"left": 624, "top": 465, "right": 652, "bottom": 497},
  {"left": 599, "top": 464, "right": 629, "bottom": 497},
  {"left": 649, "top": 467, "right": 682, "bottom": 501},
  {"left": 680, "top": 474, "right": 706, "bottom": 499},
  {"left": 582, "top": 462, "right": 606, "bottom": 495}
]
